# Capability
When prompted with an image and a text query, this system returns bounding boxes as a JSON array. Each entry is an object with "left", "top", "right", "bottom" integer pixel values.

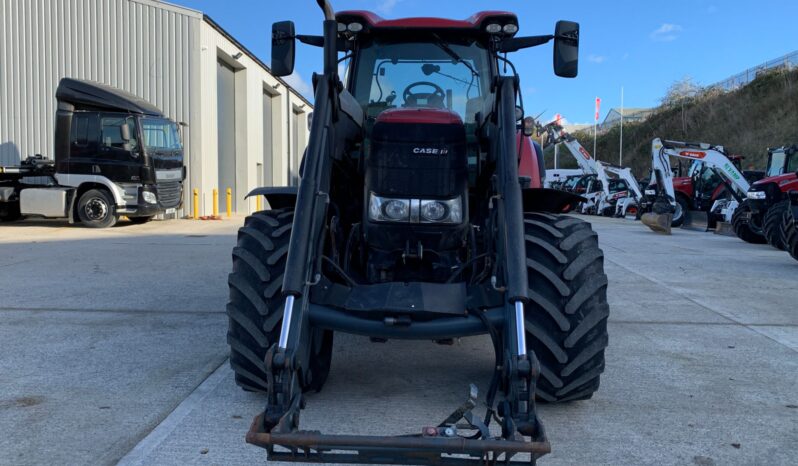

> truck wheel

[
  {"left": 523, "top": 213, "right": 609, "bottom": 402},
  {"left": 77, "top": 189, "right": 118, "bottom": 228},
  {"left": 732, "top": 200, "right": 766, "bottom": 244},
  {"left": 0, "top": 202, "right": 22, "bottom": 222},
  {"left": 763, "top": 200, "right": 789, "bottom": 250},
  {"left": 128, "top": 216, "right": 153, "bottom": 225},
  {"left": 786, "top": 212, "right": 798, "bottom": 262},
  {"left": 671, "top": 196, "right": 689, "bottom": 227},
  {"left": 226, "top": 209, "right": 334, "bottom": 393}
]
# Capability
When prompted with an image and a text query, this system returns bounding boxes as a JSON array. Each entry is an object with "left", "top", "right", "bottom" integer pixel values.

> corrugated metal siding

[{"left": 0, "top": 0, "right": 201, "bottom": 170}]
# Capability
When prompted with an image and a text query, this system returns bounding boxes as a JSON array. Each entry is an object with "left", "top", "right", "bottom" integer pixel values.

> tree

[{"left": 661, "top": 76, "right": 703, "bottom": 106}]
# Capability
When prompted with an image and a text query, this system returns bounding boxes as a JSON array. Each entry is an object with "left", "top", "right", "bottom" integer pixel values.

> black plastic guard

[
  {"left": 245, "top": 186, "right": 298, "bottom": 210},
  {"left": 521, "top": 187, "right": 585, "bottom": 213}
]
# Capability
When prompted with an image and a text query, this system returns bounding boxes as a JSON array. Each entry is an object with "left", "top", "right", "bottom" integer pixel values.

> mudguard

[
  {"left": 522, "top": 187, "right": 585, "bottom": 213},
  {"left": 245, "top": 186, "right": 298, "bottom": 210}
]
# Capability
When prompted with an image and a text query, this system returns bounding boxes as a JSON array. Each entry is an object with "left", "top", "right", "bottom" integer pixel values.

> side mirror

[
  {"left": 554, "top": 20, "right": 579, "bottom": 78},
  {"left": 120, "top": 122, "right": 131, "bottom": 141},
  {"left": 272, "top": 21, "right": 296, "bottom": 77}
]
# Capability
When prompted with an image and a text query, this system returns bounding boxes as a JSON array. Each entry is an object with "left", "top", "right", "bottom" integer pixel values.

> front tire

[
  {"left": 77, "top": 189, "right": 118, "bottom": 228},
  {"left": 226, "top": 209, "right": 333, "bottom": 393},
  {"left": 523, "top": 213, "right": 609, "bottom": 402},
  {"left": 671, "top": 196, "right": 689, "bottom": 228},
  {"left": 786, "top": 210, "right": 798, "bottom": 262},
  {"left": 732, "top": 200, "right": 766, "bottom": 244},
  {"left": 763, "top": 200, "right": 789, "bottom": 250}
]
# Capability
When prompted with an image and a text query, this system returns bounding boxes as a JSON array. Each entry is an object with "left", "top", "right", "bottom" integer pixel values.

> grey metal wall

[{"left": 0, "top": 0, "right": 200, "bottom": 171}]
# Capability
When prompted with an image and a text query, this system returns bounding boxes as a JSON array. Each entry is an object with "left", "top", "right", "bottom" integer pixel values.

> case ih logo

[
  {"left": 413, "top": 147, "right": 449, "bottom": 155},
  {"left": 679, "top": 150, "right": 706, "bottom": 159}
]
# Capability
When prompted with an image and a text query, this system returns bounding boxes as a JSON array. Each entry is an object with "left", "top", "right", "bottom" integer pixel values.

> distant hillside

[{"left": 547, "top": 68, "right": 798, "bottom": 178}]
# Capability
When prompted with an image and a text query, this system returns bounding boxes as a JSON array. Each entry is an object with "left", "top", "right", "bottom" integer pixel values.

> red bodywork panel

[
  {"left": 375, "top": 107, "right": 463, "bottom": 125},
  {"left": 517, "top": 133, "right": 542, "bottom": 189},
  {"left": 336, "top": 10, "right": 518, "bottom": 31},
  {"left": 672, "top": 177, "right": 694, "bottom": 199},
  {"left": 753, "top": 173, "right": 798, "bottom": 193}
]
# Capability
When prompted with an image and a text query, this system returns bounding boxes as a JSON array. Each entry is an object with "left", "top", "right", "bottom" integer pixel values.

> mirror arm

[
  {"left": 499, "top": 34, "right": 554, "bottom": 53},
  {"left": 297, "top": 34, "right": 325, "bottom": 47}
]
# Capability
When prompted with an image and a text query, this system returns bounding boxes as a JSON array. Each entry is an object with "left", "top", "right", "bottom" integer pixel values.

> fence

[{"left": 709, "top": 50, "right": 798, "bottom": 92}]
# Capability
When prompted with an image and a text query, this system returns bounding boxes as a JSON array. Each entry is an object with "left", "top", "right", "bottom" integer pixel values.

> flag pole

[
  {"left": 619, "top": 86, "right": 624, "bottom": 166},
  {"left": 593, "top": 96, "right": 599, "bottom": 161}
]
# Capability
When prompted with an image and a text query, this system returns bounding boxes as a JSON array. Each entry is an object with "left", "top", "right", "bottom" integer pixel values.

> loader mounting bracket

[{"left": 246, "top": 383, "right": 550, "bottom": 465}]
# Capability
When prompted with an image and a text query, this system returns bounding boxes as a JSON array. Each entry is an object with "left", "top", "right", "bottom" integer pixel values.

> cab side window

[
  {"left": 69, "top": 113, "right": 100, "bottom": 158},
  {"left": 100, "top": 116, "right": 138, "bottom": 152}
]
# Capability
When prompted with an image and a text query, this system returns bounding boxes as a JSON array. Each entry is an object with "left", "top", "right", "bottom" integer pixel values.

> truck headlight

[
  {"left": 746, "top": 191, "right": 767, "bottom": 200},
  {"left": 142, "top": 191, "right": 158, "bottom": 204}
]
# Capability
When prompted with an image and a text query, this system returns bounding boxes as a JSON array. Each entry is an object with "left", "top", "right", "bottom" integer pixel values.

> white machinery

[{"left": 641, "top": 138, "right": 750, "bottom": 232}]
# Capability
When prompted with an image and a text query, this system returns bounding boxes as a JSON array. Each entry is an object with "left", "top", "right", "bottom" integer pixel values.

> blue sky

[{"left": 176, "top": 0, "right": 798, "bottom": 124}]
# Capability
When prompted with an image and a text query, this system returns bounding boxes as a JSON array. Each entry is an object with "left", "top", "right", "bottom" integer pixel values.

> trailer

[{"left": 0, "top": 78, "right": 185, "bottom": 228}]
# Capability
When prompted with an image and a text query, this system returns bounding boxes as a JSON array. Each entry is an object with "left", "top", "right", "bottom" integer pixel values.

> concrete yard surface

[{"left": 1, "top": 215, "right": 796, "bottom": 465}]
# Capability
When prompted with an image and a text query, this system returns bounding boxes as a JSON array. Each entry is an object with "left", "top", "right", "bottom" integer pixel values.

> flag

[{"left": 594, "top": 97, "right": 601, "bottom": 122}]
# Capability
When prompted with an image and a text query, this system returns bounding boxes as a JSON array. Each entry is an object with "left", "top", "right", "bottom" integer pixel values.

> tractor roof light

[
  {"left": 347, "top": 22, "right": 363, "bottom": 33},
  {"left": 337, "top": 22, "right": 347, "bottom": 32},
  {"left": 502, "top": 24, "right": 519, "bottom": 34},
  {"left": 485, "top": 23, "right": 502, "bottom": 34}
]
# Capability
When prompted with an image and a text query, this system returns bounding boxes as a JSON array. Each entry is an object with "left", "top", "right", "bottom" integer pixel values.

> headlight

[
  {"left": 142, "top": 191, "right": 157, "bottom": 204},
  {"left": 420, "top": 198, "right": 462, "bottom": 224},
  {"left": 486, "top": 23, "right": 502, "bottom": 34},
  {"left": 369, "top": 194, "right": 410, "bottom": 222},
  {"left": 746, "top": 191, "right": 767, "bottom": 200},
  {"left": 369, "top": 193, "right": 463, "bottom": 224},
  {"left": 502, "top": 24, "right": 519, "bottom": 34},
  {"left": 645, "top": 189, "right": 656, "bottom": 196}
]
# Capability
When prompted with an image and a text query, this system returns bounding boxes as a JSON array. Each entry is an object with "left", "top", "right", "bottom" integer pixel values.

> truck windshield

[
  {"left": 768, "top": 150, "right": 787, "bottom": 177},
  {"left": 141, "top": 118, "right": 182, "bottom": 151},
  {"left": 351, "top": 40, "right": 491, "bottom": 122}
]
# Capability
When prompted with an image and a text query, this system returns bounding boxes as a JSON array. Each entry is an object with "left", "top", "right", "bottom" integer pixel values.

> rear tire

[
  {"left": 763, "top": 200, "right": 789, "bottom": 250},
  {"left": 787, "top": 210, "right": 798, "bottom": 262},
  {"left": 523, "top": 213, "right": 609, "bottom": 402},
  {"left": 732, "top": 200, "right": 766, "bottom": 244},
  {"left": 226, "top": 209, "right": 333, "bottom": 393},
  {"left": 77, "top": 189, "right": 118, "bottom": 228},
  {"left": 671, "top": 196, "right": 689, "bottom": 228}
]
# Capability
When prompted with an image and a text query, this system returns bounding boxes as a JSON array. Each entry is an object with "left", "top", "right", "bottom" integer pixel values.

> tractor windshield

[
  {"left": 351, "top": 39, "right": 491, "bottom": 122},
  {"left": 767, "top": 149, "right": 787, "bottom": 177}
]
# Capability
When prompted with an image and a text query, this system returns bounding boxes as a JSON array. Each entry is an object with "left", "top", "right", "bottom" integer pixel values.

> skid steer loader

[{"left": 227, "top": 2, "right": 609, "bottom": 464}]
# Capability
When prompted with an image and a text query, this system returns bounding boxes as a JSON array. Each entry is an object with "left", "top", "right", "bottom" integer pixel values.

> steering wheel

[{"left": 402, "top": 81, "right": 446, "bottom": 108}]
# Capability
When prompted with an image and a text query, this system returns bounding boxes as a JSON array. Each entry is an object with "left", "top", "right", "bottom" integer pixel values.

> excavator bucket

[
  {"left": 641, "top": 212, "right": 672, "bottom": 234},
  {"left": 682, "top": 210, "right": 710, "bottom": 232}
]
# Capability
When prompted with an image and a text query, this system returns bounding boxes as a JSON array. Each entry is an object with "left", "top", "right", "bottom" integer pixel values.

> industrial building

[{"left": 0, "top": 0, "right": 312, "bottom": 216}]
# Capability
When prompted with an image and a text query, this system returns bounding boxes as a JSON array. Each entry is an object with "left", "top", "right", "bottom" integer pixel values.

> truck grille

[{"left": 157, "top": 181, "right": 182, "bottom": 208}]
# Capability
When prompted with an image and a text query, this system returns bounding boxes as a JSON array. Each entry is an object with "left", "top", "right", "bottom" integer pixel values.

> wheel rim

[{"left": 84, "top": 197, "right": 108, "bottom": 221}]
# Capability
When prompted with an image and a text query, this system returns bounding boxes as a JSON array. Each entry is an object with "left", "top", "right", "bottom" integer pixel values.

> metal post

[
  {"left": 226, "top": 188, "right": 232, "bottom": 217},
  {"left": 619, "top": 86, "right": 624, "bottom": 166},
  {"left": 256, "top": 195, "right": 262, "bottom": 212},
  {"left": 192, "top": 189, "right": 199, "bottom": 220},
  {"left": 212, "top": 188, "right": 219, "bottom": 217}
]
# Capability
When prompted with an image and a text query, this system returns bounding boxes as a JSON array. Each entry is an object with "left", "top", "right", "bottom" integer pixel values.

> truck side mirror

[
  {"left": 120, "top": 123, "right": 131, "bottom": 142},
  {"left": 553, "top": 20, "right": 579, "bottom": 78},
  {"left": 272, "top": 21, "right": 296, "bottom": 77}
]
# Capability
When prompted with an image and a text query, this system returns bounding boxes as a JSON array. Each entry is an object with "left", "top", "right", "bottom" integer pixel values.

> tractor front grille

[{"left": 157, "top": 181, "right": 182, "bottom": 208}]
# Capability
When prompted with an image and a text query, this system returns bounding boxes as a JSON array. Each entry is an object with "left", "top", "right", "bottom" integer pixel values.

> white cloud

[
  {"left": 283, "top": 71, "right": 313, "bottom": 98},
  {"left": 375, "top": 0, "right": 402, "bottom": 14},
  {"left": 588, "top": 54, "right": 607, "bottom": 64},
  {"left": 650, "top": 23, "right": 683, "bottom": 42}
]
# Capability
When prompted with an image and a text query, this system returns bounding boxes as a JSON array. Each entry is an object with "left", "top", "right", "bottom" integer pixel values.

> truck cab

[{"left": 0, "top": 78, "right": 185, "bottom": 227}]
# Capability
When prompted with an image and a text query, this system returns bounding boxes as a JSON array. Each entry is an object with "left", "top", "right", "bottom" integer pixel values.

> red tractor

[
  {"left": 228, "top": 1, "right": 608, "bottom": 464},
  {"left": 733, "top": 145, "right": 798, "bottom": 248}
]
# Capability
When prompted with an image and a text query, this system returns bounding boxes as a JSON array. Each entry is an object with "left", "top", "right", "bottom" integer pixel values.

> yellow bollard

[
  {"left": 226, "top": 188, "right": 232, "bottom": 217},
  {"left": 212, "top": 188, "right": 219, "bottom": 217},
  {"left": 192, "top": 188, "right": 199, "bottom": 220},
  {"left": 256, "top": 195, "right": 262, "bottom": 212}
]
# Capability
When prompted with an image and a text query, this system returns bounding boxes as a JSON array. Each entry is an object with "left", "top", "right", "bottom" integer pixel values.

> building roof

[{"left": 602, "top": 107, "right": 654, "bottom": 125}]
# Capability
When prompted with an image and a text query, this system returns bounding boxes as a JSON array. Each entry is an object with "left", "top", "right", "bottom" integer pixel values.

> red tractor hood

[{"left": 752, "top": 172, "right": 798, "bottom": 192}]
